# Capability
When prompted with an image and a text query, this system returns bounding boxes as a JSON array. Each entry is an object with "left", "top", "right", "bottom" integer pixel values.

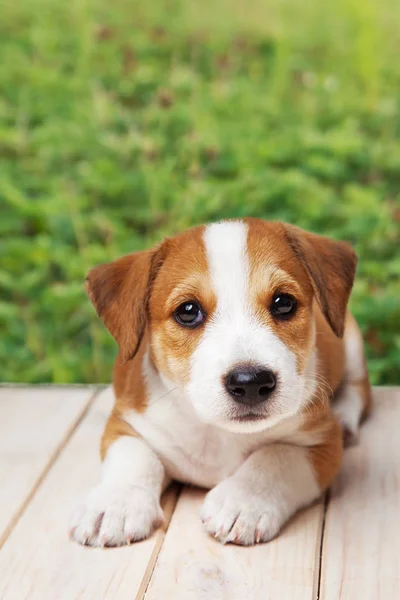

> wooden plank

[
  {"left": 145, "top": 487, "right": 324, "bottom": 600},
  {"left": 320, "top": 387, "right": 400, "bottom": 600},
  {"left": 0, "top": 386, "right": 95, "bottom": 547},
  {"left": 0, "top": 387, "right": 179, "bottom": 600}
]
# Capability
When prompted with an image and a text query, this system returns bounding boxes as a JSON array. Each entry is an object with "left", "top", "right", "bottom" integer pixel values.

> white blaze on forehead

[{"left": 204, "top": 220, "right": 249, "bottom": 317}]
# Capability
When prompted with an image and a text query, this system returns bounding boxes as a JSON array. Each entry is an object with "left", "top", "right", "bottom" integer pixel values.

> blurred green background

[{"left": 1, "top": 0, "right": 399, "bottom": 384}]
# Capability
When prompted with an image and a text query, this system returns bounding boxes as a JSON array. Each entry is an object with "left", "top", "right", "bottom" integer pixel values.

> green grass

[{"left": 1, "top": 0, "right": 400, "bottom": 384}]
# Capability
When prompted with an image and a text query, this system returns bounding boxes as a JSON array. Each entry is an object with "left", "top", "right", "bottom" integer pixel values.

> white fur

[
  {"left": 128, "top": 355, "right": 256, "bottom": 488},
  {"left": 333, "top": 386, "right": 362, "bottom": 444},
  {"left": 343, "top": 319, "right": 366, "bottom": 382},
  {"left": 69, "top": 436, "right": 166, "bottom": 547},
  {"left": 186, "top": 221, "right": 309, "bottom": 433},
  {"left": 333, "top": 321, "right": 368, "bottom": 444},
  {"left": 201, "top": 443, "right": 320, "bottom": 545},
  {"left": 127, "top": 365, "right": 322, "bottom": 545},
  {"left": 125, "top": 354, "right": 321, "bottom": 489}
]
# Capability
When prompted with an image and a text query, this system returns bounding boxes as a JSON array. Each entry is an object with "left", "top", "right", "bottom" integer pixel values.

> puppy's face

[{"left": 87, "top": 219, "right": 357, "bottom": 433}]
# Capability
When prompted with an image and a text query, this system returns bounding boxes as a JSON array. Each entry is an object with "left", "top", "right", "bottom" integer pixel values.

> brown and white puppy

[{"left": 70, "top": 219, "right": 371, "bottom": 547}]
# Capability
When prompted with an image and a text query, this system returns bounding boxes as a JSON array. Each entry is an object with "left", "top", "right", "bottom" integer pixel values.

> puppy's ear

[
  {"left": 283, "top": 224, "right": 357, "bottom": 338},
  {"left": 86, "top": 243, "right": 167, "bottom": 362}
]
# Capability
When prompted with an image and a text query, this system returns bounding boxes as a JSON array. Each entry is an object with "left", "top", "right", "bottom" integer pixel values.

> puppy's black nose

[{"left": 224, "top": 367, "right": 276, "bottom": 406}]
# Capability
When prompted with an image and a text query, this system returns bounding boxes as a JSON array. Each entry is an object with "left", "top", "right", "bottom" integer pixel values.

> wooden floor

[{"left": 0, "top": 386, "right": 399, "bottom": 600}]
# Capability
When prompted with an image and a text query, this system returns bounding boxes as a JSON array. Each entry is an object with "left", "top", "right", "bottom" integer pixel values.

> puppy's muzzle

[{"left": 224, "top": 366, "right": 276, "bottom": 407}]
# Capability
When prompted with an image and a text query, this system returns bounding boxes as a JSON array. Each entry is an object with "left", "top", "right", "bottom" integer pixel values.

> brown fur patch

[
  {"left": 149, "top": 225, "right": 216, "bottom": 383},
  {"left": 86, "top": 243, "right": 169, "bottom": 362},
  {"left": 314, "top": 304, "right": 346, "bottom": 394},
  {"left": 100, "top": 409, "right": 140, "bottom": 460},
  {"left": 246, "top": 219, "right": 315, "bottom": 373},
  {"left": 308, "top": 416, "right": 343, "bottom": 490},
  {"left": 113, "top": 332, "right": 149, "bottom": 412},
  {"left": 100, "top": 335, "right": 150, "bottom": 458},
  {"left": 283, "top": 223, "right": 358, "bottom": 338}
]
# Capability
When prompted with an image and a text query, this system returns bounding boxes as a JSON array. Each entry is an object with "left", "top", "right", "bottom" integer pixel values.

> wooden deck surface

[{"left": 0, "top": 386, "right": 398, "bottom": 599}]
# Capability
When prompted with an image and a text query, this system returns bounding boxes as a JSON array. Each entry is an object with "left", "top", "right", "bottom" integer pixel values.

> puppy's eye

[
  {"left": 270, "top": 294, "right": 297, "bottom": 319},
  {"left": 174, "top": 302, "right": 205, "bottom": 327}
]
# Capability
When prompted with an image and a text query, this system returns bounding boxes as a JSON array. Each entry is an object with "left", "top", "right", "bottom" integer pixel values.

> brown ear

[
  {"left": 283, "top": 224, "right": 358, "bottom": 338},
  {"left": 86, "top": 244, "right": 167, "bottom": 362}
]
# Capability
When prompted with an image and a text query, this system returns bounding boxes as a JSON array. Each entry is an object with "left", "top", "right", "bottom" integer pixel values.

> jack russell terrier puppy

[{"left": 70, "top": 219, "right": 371, "bottom": 547}]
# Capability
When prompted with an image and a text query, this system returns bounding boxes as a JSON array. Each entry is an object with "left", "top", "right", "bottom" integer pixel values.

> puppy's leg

[
  {"left": 201, "top": 420, "right": 342, "bottom": 546},
  {"left": 333, "top": 314, "right": 372, "bottom": 446},
  {"left": 70, "top": 411, "right": 169, "bottom": 547}
]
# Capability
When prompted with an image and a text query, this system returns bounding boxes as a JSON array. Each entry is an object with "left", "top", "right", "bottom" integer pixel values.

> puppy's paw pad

[
  {"left": 69, "top": 484, "right": 163, "bottom": 547},
  {"left": 200, "top": 479, "right": 284, "bottom": 546}
]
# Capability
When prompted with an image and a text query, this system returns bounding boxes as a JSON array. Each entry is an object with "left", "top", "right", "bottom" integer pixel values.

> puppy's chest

[{"left": 126, "top": 401, "right": 253, "bottom": 488}]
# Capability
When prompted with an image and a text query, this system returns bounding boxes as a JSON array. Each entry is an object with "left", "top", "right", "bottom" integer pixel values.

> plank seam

[
  {"left": 315, "top": 490, "right": 330, "bottom": 600},
  {"left": 0, "top": 386, "right": 101, "bottom": 550},
  {"left": 137, "top": 483, "right": 182, "bottom": 600}
]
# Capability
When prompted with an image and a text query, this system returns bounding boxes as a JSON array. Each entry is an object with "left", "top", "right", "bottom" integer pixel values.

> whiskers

[
  {"left": 148, "top": 385, "right": 180, "bottom": 408},
  {"left": 302, "top": 372, "right": 333, "bottom": 415}
]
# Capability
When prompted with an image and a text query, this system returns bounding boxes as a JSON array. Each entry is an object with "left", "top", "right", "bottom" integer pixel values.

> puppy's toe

[
  {"left": 69, "top": 505, "right": 104, "bottom": 546},
  {"left": 69, "top": 484, "right": 163, "bottom": 547},
  {"left": 334, "top": 409, "right": 360, "bottom": 447},
  {"left": 201, "top": 479, "right": 284, "bottom": 546},
  {"left": 340, "top": 422, "right": 360, "bottom": 447}
]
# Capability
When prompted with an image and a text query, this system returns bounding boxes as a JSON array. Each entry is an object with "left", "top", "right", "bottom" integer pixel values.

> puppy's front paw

[
  {"left": 200, "top": 479, "right": 285, "bottom": 546},
  {"left": 69, "top": 484, "right": 164, "bottom": 547}
]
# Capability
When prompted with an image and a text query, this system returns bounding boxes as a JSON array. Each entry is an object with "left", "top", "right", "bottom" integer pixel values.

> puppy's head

[{"left": 86, "top": 219, "right": 357, "bottom": 432}]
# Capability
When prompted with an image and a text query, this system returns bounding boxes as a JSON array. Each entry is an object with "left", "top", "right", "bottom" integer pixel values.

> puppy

[{"left": 70, "top": 219, "right": 371, "bottom": 547}]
